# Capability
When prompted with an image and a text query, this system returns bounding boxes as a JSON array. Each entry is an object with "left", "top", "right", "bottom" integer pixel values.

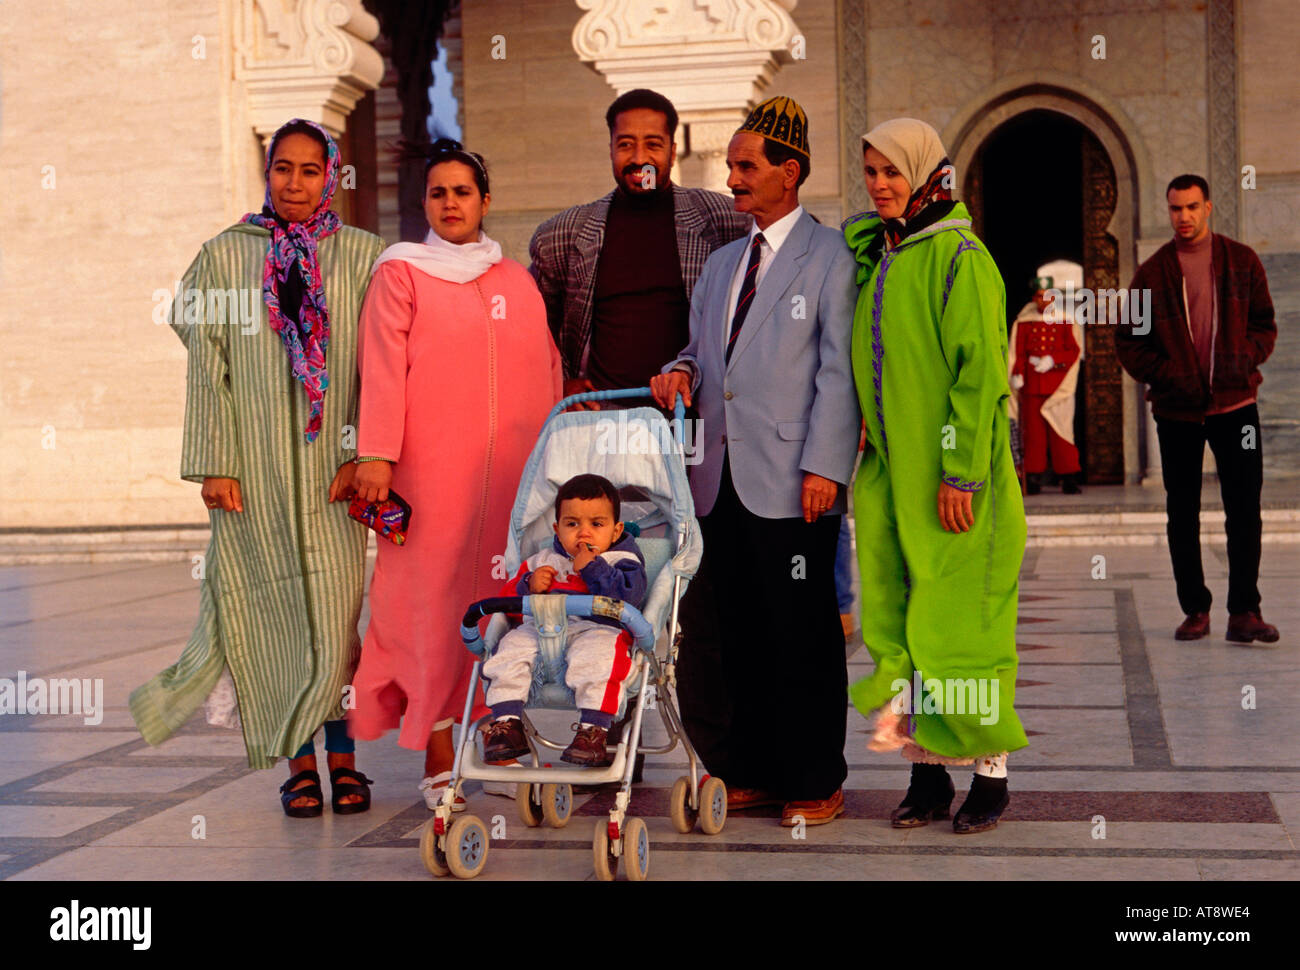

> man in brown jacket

[{"left": 1115, "top": 174, "right": 1278, "bottom": 643}]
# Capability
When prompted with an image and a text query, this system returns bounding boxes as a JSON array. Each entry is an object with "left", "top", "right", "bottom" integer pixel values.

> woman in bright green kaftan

[{"left": 845, "top": 118, "right": 1027, "bottom": 834}]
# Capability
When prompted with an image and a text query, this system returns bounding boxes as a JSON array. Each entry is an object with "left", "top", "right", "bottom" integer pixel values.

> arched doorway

[
  {"left": 964, "top": 110, "right": 1124, "bottom": 484},
  {"left": 946, "top": 84, "right": 1149, "bottom": 484}
]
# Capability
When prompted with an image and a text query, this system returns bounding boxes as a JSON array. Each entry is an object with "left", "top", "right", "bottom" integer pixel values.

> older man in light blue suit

[{"left": 651, "top": 96, "right": 860, "bottom": 827}]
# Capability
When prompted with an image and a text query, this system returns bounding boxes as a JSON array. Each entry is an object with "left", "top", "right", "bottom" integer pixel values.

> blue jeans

[
  {"left": 834, "top": 516, "right": 854, "bottom": 613},
  {"left": 291, "top": 719, "right": 354, "bottom": 760}
]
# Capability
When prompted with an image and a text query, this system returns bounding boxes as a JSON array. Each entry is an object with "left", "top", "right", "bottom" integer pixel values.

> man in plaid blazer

[{"left": 529, "top": 89, "right": 750, "bottom": 401}]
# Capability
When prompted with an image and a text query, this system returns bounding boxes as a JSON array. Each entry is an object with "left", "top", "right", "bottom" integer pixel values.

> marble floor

[{"left": 1, "top": 542, "right": 1297, "bottom": 881}]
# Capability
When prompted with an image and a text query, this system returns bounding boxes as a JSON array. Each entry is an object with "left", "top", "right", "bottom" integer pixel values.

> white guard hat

[{"left": 1035, "top": 259, "right": 1084, "bottom": 291}]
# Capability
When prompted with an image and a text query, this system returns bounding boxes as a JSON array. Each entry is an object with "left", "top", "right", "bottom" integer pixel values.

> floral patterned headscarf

[{"left": 241, "top": 118, "right": 342, "bottom": 443}]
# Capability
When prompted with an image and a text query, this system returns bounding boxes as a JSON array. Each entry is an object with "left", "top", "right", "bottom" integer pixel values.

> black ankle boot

[
  {"left": 1025, "top": 474, "right": 1041, "bottom": 495},
  {"left": 890, "top": 763, "right": 955, "bottom": 829},
  {"left": 952, "top": 773, "right": 1010, "bottom": 834},
  {"left": 1062, "top": 474, "right": 1081, "bottom": 495}
]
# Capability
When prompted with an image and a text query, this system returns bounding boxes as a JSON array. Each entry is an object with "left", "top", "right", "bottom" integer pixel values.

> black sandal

[
  {"left": 279, "top": 770, "right": 324, "bottom": 818},
  {"left": 330, "top": 766, "right": 374, "bottom": 815}
]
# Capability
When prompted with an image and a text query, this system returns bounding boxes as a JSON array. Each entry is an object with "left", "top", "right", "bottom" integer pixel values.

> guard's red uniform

[{"left": 1012, "top": 319, "right": 1081, "bottom": 475}]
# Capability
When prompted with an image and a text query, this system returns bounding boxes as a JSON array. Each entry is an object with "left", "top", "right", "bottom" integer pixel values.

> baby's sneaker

[
  {"left": 482, "top": 717, "right": 530, "bottom": 762},
  {"left": 561, "top": 723, "right": 612, "bottom": 767}
]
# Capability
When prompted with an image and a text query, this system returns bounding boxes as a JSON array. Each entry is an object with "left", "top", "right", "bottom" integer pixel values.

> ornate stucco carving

[
  {"left": 1206, "top": 0, "right": 1239, "bottom": 237},
  {"left": 572, "top": 1, "right": 801, "bottom": 190},
  {"left": 574, "top": 0, "right": 797, "bottom": 56},
  {"left": 235, "top": 0, "right": 385, "bottom": 142},
  {"left": 837, "top": 0, "right": 868, "bottom": 220}
]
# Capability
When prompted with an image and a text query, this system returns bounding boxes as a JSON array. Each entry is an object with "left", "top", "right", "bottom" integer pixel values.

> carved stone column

[
  {"left": 1081, "top": 133, "right": 1124, "bottom": 485},
  {"left": 1207, "top": 0, "right": 1240, "bottom": 238},
  {"left": 572, "top": 0, "right": 800, "bottom": 190},
  {"left": 235, "top": 0, "right": 386, "bottom": 144}
]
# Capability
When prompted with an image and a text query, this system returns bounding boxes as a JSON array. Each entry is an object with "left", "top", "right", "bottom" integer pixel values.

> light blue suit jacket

[{"left": 665, "top": 209, "right": 861, "bottom": 519}]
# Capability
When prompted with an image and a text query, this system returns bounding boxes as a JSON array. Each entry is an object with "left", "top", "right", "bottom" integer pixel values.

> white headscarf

[
  {"left": 861, "top": 118, "right": 948, "bottom": 195},
  {"left": 370, "top": 228, "right": 502, "bottom": 285}
]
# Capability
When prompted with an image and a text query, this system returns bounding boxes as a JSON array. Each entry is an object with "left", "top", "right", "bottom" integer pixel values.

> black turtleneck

[{"left": 588, "top": 185, "right": 689, "bottom": 390}]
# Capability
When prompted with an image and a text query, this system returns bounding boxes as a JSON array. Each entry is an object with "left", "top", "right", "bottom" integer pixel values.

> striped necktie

[{"left": 726, "top": 232, "right": 766, "bottom": 364}]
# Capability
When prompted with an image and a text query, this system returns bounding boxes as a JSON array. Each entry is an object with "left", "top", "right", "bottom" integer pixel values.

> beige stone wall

[
  {"left": 6, "top": 1, "right": 1292, "bottom": 530},
  {"left": 0, "top": 1, "right": 252, "bottom": 528},
  {"left": 460, "top": 0, "right": 843, "bottom": 262},
  {"left": 459, "top": 1, "right": 613, "bottom": 263},
  {"left": 860, "top": 0, "right": 1297, "bottom": 255},
  {"left": 765, "top": 0, "right": 841, "bottom": 227},
  {"left": 1239, "top": 0, "right": 1300, "bottom": 253},
  {"left": 864, "top": 0, "right": 1209, "bottom": 249},
  {"left": 463, "top": 0, "right": 1300, "bottom": 259}
]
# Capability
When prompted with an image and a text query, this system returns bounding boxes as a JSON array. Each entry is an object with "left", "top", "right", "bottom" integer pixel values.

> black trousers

[
  {"left": 675, "top": 457, "right": 848, "bottom": 801},
  {"left": 1155, "top": 403, "right": 1263, "bottom": 616}
]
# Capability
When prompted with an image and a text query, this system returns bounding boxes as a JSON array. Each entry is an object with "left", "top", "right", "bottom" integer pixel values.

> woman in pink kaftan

[{"left": 349, "top": 140, "right": 562, "bottom": 806}]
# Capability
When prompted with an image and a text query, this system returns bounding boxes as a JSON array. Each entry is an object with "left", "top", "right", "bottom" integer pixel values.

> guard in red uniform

[{"left": 1009, "top": 260, "right": 1084, "bottom": 494}]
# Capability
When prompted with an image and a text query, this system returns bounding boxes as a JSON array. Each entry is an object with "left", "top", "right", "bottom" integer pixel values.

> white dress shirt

[{"left": 722, "top": 204, "right": 804, "bottom": 351}]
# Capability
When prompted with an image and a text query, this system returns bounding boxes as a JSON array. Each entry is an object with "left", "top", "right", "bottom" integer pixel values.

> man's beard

[{"left": 619, "top": 165, "right": 666, "bottom": 191}]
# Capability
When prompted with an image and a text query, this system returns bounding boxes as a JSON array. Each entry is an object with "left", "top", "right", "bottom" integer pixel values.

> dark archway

[
  {"left": 966, "top": 110, "right": 1084, "bottom": 328},
  {"left": 362, "top": 0, "right": 459, "bottom": 241},
  {"left": 965, "top": 110, "right": 1125, "bottom": 484}
]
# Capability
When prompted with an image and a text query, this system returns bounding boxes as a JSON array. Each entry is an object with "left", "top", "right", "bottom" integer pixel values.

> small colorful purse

[{"left": 348, "top": 490, "right": 412, "bottom": 546}]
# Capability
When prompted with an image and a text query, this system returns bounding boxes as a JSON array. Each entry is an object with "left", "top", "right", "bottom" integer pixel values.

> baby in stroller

[{"left": 481, "top": 473, "right": 647, "bottom": 767}]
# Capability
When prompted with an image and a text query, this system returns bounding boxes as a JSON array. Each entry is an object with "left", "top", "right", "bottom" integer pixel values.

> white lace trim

[{"left": 203, "top": 667, "right": 241, "bottom": 730}]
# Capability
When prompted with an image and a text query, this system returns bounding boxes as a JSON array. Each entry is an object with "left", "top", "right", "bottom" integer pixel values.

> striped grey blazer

[{"left": 528, "top": 185, "right": 750, "bottom": 380}]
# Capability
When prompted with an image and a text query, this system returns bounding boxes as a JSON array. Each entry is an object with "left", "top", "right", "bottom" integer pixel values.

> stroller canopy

[{"left": 503, "top": 406, "right": 703, "bottom": 640}]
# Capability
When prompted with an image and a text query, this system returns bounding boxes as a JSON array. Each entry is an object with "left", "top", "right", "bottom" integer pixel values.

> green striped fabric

[{"left": 130, "top": 223, "right": 385, "bottom": 769}]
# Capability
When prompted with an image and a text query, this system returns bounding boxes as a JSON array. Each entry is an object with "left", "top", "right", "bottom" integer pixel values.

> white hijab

[
  {"left": 370, "top": 228, "right": 502, "bottom": 285},
  {"left": 861, "top": 118, "right": 948, "bottom": 196}
]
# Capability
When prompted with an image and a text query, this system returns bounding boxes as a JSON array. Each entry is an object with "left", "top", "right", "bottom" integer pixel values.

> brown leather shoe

[
  {"left": 1174, "top": 612, "right": 1210, "bottom": 640},
  {"left": 780, "top": 788, "right": 845, "bottom": 827},
  {"left": 726, "top": 787, "right": 782, "bottom": 811},
  {"left": 561, "top": 724, "right": 612, "bottom": 767},
  {"left": 1226, "top": 611, "right": 1280, "bottom": 644},
  {"left": 483, "top": 717, "right": 530, "bottom": 762}
]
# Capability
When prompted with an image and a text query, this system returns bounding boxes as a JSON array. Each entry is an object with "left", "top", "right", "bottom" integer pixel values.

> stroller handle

[
  {"left": 547, "top": 386, "right": 687, "bottom": 432},
  {"left": 460, "top": 594, "right": 657, "bottom": 657}
]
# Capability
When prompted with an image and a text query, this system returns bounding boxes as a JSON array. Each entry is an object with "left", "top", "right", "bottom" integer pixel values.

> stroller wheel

[
  {"left": 623, "top": 817, "right": 650, "bottom": 881},
  {"left": 446, "top": 815, "right": 490, "bottom": 879},
  {"left": 419, "top": 818, "right": 449, "bottom": 877},
  {"left": 669, "top": 776, "right": 697, "bottom": 834},
  {"left": 541, "top": 782, "right": 573, "bottom": 828},
  {"left": 517, "top": 783, "right": 543, "bottom": 827},
  {"left": 592, "top": 821, "right": 618, "bottom": 881},
  {"left": 699, "top": 776, "right": 727, "bottom": 835}
]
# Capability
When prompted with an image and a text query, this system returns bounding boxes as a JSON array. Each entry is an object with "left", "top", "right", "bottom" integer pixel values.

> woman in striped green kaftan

[{"left": 131, "top": 121, "right": 384, "bottom": 813}]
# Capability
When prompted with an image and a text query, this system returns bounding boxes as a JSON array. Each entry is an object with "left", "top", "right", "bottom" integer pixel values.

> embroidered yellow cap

[{"left": 736, "top": 95, "right": 809, "bottom": 159}]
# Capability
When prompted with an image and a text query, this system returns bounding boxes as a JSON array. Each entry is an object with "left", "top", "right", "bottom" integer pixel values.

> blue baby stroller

[{"left": 419, "top": 388, "right": 726, "bottom": 880}]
